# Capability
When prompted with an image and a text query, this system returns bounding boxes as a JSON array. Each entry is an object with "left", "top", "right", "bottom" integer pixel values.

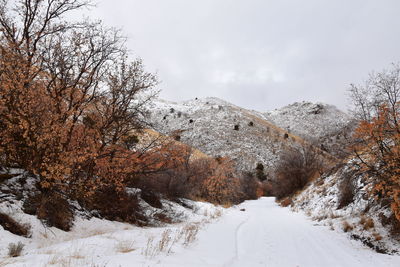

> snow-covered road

[
  {"left": 159, "top": 197, "right": 400, "bottom": 267},
  {"left": 3, "top": 197, "right": 400, "bottom": 267}
]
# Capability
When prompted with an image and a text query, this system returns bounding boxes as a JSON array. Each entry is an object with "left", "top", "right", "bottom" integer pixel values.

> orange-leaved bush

[
  {"left": 351, "top": 105, "right": 400, "bottom": 221},
  {"left": 349, "top": 64, "right": 400, "bottom": 222},
  {"left": 0, "top": 1, "right": 157, "bottom": 202}
]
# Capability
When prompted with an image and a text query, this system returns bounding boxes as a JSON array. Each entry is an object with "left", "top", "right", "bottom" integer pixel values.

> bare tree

[{"left": 272, "top": 143, "right": 323, "bottom": 199}]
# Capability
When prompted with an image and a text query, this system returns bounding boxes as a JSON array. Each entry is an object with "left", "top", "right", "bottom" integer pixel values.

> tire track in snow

[{"left": 222, "top": 215, "right": 250, "bottom": 267}]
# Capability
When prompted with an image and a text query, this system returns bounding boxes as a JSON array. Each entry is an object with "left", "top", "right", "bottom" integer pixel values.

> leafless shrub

[
  {"left": 239, "top": 172, "right": 259, "bottom": 200},
  {"left": 272, "top": 144, "right": 323, "bottom": 200},
  {"left": 0, "top": 213, "right": 31, "bottom": 237},
  {"left": 262, "top": 180, "right": 274, "bottom": 196},
  {"left": 337, "top": 170, "right": 356, "bottom": 209},
  {"left": 84, "top": 186, "right": 147, "bottom": 226},
  {"left": 8, "top": 242, "right": 24, "bottom": 257},
  {"left": 23, "top": 192, "right": 73, "bottom": 231}
]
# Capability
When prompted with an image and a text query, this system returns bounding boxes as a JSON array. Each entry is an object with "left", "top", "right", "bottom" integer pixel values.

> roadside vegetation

[{"left": 0, "top": 0, "right": 259, "bottom": 233}]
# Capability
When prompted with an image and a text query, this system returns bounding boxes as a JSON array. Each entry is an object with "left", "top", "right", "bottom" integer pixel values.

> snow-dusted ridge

[
  {"left": 264, "top": 101, "right": 355, "bottom": 156},
  {"left": 147, "top": 97, "right": 311, "bottom": 172}
]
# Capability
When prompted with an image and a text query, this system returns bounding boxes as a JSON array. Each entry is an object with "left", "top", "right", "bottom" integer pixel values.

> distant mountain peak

[{"left": 264, "top": 101, "right": 354, "bottom": 157}]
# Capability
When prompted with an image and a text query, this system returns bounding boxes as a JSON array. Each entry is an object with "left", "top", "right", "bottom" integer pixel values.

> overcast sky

[{"left": 88, "top": 0, "right": 400, "bottom": 112}]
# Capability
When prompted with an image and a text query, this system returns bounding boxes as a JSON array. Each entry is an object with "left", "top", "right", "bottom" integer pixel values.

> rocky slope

[{"left": 146, "top": 97, "right": 346, "bottom": 173}]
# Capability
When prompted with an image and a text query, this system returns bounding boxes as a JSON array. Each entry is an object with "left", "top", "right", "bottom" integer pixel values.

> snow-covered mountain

[
  {"left": 146, "top": 97, "right": 303, "bottom": 173},
  {"left": 263, "top": 101, "right": 354, "bottom": 157},
  {"left": 147, "top": 97, "right": 348, "bottom": 173}
]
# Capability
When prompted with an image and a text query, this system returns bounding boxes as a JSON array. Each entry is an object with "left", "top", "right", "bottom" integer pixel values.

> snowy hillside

[
  {"left": 147, "top": 97, "right": 306, "bottom": 172},
  {"left": 263, "top": 101, "right": 354, "bottom": 157},
  {"left": 291, "top": 164, "right": 400, "bottom": 254}
]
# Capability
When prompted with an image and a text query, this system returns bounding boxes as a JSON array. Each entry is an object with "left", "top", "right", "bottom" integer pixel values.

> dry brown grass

[
  {"left": 329, "top": 212, "right": 340, "bottom": 219},
  {"left": 47, "top": 255, "right": 76, "bottom": 267},
  {"left": 182, "top": 223, "right": 200, "bottom": 246},
  {"left": 142, "top": 222, "right": 203, "bottom": 258},
  {"left": 47, "top": 254, "right": 62, "bottom": 265},
  {"left": 280, "top": 198, "right": 292, "bottom": 207},
  {"left": 7, "top": 242, "right": 24, "bottom": 257},
  {"left": 312, "top": 214, "right": 328, "bottom": 222},
  {"left": 360, "top": 216, "right": 375, "bottom": 231},
  {"left": 158, "top": 229, "right": 172, "bottom": 252},
  {"left": 69, "top": 248, "right": 85, "bottom": 260},
  {"left": 342, "top": 221, "right": 354, "bottom": 232},
  {"left": 115, "top": 240, "right": 136, "bottom": 253},
  {"left": 142, "top": 236, "right": 156, "bottom": 258},
  {"left": 210, "top": 209, "right": 223, "bottom": 219},
  {"left": 373, "top": 232, "right": 382, "bottom": 241}
]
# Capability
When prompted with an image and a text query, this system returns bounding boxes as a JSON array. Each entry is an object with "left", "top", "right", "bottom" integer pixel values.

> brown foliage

[
  {"left": 262, "top": 181, "right": 274, "bottom": 196},
  {"left": 360, "top": 216, "right": 375, "bottom": 231},
  {"left": 272, "top": 144, "right": 323, "bottom": 200},
  {"left": 0, "top": 1, "right": 248, "bottom": 225},
  {"left": 0, "top": 213, "right": 30, "bottom": 237},
  {"left": 280, "top": 197, "right": 292, "bottom": 207},
  {"left": 239, "top": 172, "right": 261, "bottom": 200},
  {"left": 35, "top": 192, "right": 73, "bottom": 231},
  {"left": 83, "top": 185, "right": 147, "bottom": 225},
  {"left": 342, "top": 221, "right": 354, "bottom": 233},
  {"left": 0, "top": 0, "right": 160, "bottom": 227},
  {"left": 131, "top": 145, "right": 244, "bottom": 205},
  {"left": 23, "top": 192, "right": 73, "bottom": 231},
  {"left": 200, "top": 157, "right": 241, "bottom": 205},
  {"left": 349, "top": 64, "right": 400, "bottom": 223}
]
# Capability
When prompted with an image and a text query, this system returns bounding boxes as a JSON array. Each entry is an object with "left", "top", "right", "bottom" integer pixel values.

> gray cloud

[{"left": 87, "top": 0, "right": 400, "bottom": 112}]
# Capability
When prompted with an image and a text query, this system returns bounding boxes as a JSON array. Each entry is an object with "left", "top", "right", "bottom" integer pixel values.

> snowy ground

[
  {"left": 2, "top": 198, "right": 400, "bottom": 267},
  {"left": 292, "top": 165, "right": 400, "bottom": 254}
]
